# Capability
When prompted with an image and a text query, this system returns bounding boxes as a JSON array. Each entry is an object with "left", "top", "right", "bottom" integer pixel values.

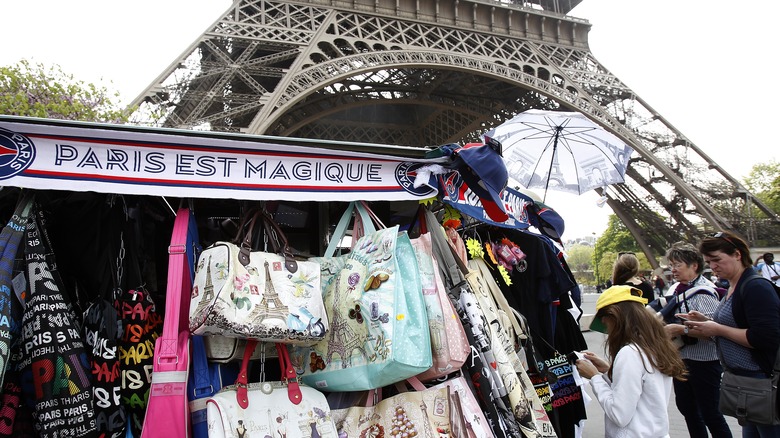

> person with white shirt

[
  {"left": 576, "top": 285, "right": 688, "bottom": 438},
  {"left": 759, "top": 253, "right": 780, "bottom": 287}
]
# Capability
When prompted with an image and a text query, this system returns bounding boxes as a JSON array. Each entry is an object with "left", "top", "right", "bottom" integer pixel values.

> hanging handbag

[
  {"left": 114, "top": 222, "right": 164, "bottom": 436},
  {"left": 206, "top": 341, "right": 338, "bottom": 437},
  {"left": 288, "top": 201, "right": 431, "bottom": 391},
  {"left": 468, "top": 257, "right": 555, "bottom": 437},
  {"left": 428, "top": 373, "right": 495, "bottom": 438},
  {"left": 190, "top": 209, "right": 327, "bottom": 345},
  {"left": 0, "top": 193, "right": 34, "bottom": 384},
  {"left": 20, "top": 203, "right": 97, "bottom": 438},
  {"left": 188, "top": 335, "right": 239, "bottom": 438},
  {"left": 424, "top": 208, "right": 521, "bottom": 438},
  {"left": 410, "top": 207, "right": 469, "bottom": 382},
  {"left": 330, "top": 377, "right": 453, "bottom": 437},
  {"left": 83, "top": 295, "right": 126, "bottom": 438},
  {"left": 0, "top": 193, "right": 36, "bottom": 438},
  {"left": 141, "top": 208, "right": 195, "bottom": 438}
]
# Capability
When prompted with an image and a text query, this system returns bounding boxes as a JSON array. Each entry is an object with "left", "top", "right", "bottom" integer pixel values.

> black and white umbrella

[{"left": 484, "top": 109, "right": 633, "bottom": 202}]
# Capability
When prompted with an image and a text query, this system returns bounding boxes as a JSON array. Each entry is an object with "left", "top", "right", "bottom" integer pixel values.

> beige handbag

[
  {"left": 330, "top": 377, "right": 454, "bottom": 437},
  {"left": 206, "top": 341, "right": 337, "bottom": 437}
]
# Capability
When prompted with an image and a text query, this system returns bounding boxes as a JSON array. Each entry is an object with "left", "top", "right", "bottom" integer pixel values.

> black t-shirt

[{"left": 618, "top": 278, "right": 655, "bottom": 301}]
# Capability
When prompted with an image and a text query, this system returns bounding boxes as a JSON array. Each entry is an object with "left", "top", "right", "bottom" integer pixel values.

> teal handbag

[{"left": 289, "top": 201, "right": 431, "bottom": 391}]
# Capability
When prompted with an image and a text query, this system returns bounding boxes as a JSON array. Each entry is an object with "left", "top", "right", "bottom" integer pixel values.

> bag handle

[
  {"left": 324, "top": 202, "right": 375, "bottom": 257},
  {"left": 189, "top": 336, "right": 214, "bottom": 398},
  {"left": 237, "top": 209, "right": 298, "bottom": 273},
  {"left": 156, "top": 208, "right": 192, "bottom": 366},
  {"left": 357, "top": 201, "right": 385, "bottom": 229},
  {"left": 235, "top": 341, "right": 302, "bottom": 409},
  {"left": 277, "top": 343, "right": 302, "bottom": 405},
  {"left": 235, "top": 339, "right": 256, "bottom": 409},
  {"left": 393, "top": 376, "right": 428, "bottom": 393}
]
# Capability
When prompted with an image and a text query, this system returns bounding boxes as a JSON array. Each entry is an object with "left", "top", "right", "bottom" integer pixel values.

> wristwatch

[{"left": 683, "top": 325, "right": 689, "bottom": 335}]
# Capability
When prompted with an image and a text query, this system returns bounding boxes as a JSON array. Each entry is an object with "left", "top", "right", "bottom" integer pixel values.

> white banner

[{"left": 0, "top": 118, "right": 443, "bottom": 202}]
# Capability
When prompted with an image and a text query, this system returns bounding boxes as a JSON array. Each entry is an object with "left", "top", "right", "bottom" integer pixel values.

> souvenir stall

[{"left": 0, "top": 116, "right": 588, "bottom": 438}]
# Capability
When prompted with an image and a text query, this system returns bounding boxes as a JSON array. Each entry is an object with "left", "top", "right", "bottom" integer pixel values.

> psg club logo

[
  {"left": 395, "top": 162, "right": 436, "bottom": 197},
  {"left": 0, "top": 128, "right": 35, "bottom": 180}
]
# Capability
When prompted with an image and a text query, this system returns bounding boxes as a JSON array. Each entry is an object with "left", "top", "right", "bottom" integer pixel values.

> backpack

[{"left": 646, "top": 285, "right": 720, "bottom": 324}]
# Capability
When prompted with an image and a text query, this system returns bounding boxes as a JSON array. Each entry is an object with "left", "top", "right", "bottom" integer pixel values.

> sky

[{"left": 1, "top": 0, "right": 777, "bottom": 240}]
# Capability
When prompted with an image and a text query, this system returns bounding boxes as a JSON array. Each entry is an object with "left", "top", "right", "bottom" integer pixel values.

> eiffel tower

[
  {"left": 246, "top": 260, "right": 289, "bottom": 323},
  {"left": 193, "top": 256, "right": 216, "bottom": 317},
  {"left": 129, "top": 0, "right": 780, "bottom": 264}
]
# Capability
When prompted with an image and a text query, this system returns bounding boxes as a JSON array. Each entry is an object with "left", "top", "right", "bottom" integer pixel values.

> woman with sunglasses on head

[
  {"left": 612, "top": 252, "right": 655, "bottom": 300},
  {"left": 664, "top": 242, "right": 732, "bottom": 438},
  {"left": 576, "top": 285, "right": 687, "bottom": 437},
  {"left": 684, "top": 231, "right": 780, "bottom": 437}
]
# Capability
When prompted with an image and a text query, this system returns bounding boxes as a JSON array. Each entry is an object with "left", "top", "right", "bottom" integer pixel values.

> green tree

[
  {"left": 566, "top": 243, "right": 594, "bottom": 285},
  {"left": 743, "top": 160, "right": 780, "bottom": 214},
  {"left": 593, "top": 215, "right": 639, "bottom": 283},
  {"left": 0, "top": 59, "right": 130, "bottom": 123},
  {"left": 567, "top": 244, "right": 593, "bottom": 273}
]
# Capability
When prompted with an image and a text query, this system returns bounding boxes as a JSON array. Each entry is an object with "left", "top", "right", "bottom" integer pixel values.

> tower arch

[{"left": 130, "top": 0, "right": 780, "bottom": 257}]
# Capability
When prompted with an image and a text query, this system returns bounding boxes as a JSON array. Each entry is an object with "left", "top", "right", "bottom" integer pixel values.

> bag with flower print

[
  {"left": 409, "top": 207, "right": 469, "bottom": 381},
  {"left": 288, "top": 202, "right": 431, "bottom": 391},
  {"left": 189, "top": 209, "right": 327, "bottom": 345}
]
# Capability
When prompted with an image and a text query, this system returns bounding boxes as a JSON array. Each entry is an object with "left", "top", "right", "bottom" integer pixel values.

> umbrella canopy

[{"left": 483, "top": 109, "right": 633, "bottom": 201}]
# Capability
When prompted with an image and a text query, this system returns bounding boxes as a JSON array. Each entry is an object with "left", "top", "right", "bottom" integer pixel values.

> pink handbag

[
  {"left": 411, "top": 232, "right": 470, "bottom": 381},
  {"left": 411, "top": 206, "right": 470, "bottom": 382},
  {"left": 141, "top": 208, "right": 194, "bottom": 438}
]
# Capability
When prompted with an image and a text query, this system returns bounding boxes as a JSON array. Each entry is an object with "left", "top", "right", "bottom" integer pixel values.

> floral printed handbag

[
  {"left": 288, "top": 201, "right": 432, "bottom": 391},
  {"left": 190, "top": 209, "right": 327, "bottom": 345}
]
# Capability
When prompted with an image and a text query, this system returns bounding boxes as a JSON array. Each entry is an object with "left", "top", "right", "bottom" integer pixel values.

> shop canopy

[{"left": 0, "top": 116, "right": 561, "bottom": 236}]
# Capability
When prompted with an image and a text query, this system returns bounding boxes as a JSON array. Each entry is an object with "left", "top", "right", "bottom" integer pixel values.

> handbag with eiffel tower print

[{"left": 190, "top": 209, "right": 327, "bottom": 345}]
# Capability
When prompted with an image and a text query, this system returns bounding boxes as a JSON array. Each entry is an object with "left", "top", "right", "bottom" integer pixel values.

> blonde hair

[{"left": 612, "top": 253, "right": 640, "bottom": 285}]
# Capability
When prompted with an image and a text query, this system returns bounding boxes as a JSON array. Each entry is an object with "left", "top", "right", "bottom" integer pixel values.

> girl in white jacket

[{"left": 576, "top": 285, "right": 688, "bottom": 437}]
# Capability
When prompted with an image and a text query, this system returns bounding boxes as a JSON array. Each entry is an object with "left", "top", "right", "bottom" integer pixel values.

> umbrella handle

[{"left": 543, "top": 127, "right": 563, "bottom": 203}]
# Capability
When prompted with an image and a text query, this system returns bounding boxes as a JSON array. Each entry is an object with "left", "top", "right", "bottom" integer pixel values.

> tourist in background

[
  {"left": 759, "top": 253, "right": 780, "bottom": 287},
  {"left": 653, "top": 274, "right": 666, "bottom": 298},
  {"left": 577, "top": 285, "right": 687, "bottom": 437},
  {"left": 683, "top": 231, "right": 780, "bottom": 436},
  {"left": 612, "top": 252, "right": 655, "bottom": 301},
  {"left": 664, "top": 242, "right": 732, "bottom": 438}
]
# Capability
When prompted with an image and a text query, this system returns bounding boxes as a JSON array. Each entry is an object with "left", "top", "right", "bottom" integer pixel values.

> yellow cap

[{"left": 590, "top": 285, "right": 649, "bottom": 333}]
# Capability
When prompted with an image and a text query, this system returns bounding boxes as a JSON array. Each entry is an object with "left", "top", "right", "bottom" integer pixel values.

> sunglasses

[
  {"left": 710, "top": 232, "right": 739, "bottom": 250},
  {"left": 618, "top": 251, "right": 635, "bottom": 256}
]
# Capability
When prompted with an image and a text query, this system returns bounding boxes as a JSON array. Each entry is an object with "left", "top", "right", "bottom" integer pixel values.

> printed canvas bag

[
  {"left": 330, "top": 380, "right": 453, "bottom": 437},
  {"left": 190, "top": 210, "right": 326, "bottom": 345},
  {"left": 206, "top": 341, "right": 337, "bottom": 438},
  {"left": 411, "top": 232, "right": 469, "bottom": 381},
  {"left": 289, "top": 202, "right": 431, "bottom": 391},
  {"left": 20, "top": 205, "right": 97, "bottom": 437}
]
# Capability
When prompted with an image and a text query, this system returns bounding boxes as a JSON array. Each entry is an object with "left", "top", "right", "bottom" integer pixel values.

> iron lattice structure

[{"left": 129, "top": 0, "right": 780, "bottom": 262}]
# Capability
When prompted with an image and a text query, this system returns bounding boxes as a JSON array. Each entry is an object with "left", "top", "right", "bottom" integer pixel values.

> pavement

[{"left": 576, "top": 293, "right": 742, "bottom": 437}]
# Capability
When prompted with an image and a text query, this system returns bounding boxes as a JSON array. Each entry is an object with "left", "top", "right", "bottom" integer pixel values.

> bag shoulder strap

[
  {"left": 324, "top": 202, "right": 374, "bottom": 257},
  {"left": 660, "top": 285, "right": 718, "bottom": 319},
  {"left": 156, "top": 208, "right": 192, "bottom": 366}
]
